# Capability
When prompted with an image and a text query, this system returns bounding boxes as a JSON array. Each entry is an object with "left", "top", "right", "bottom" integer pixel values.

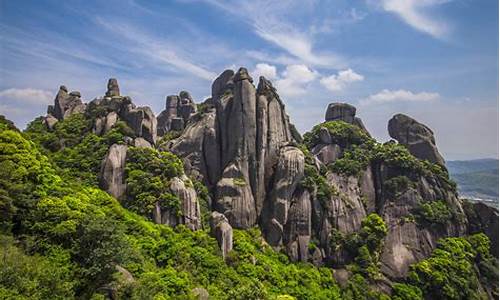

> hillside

[
  {"left": 447, "top": 159, "right": 499, "bottom": 205},
  {"left": 0, "top": 69, "right": 498, "bottom": 300}
]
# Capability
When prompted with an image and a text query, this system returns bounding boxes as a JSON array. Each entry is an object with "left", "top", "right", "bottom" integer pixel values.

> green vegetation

[
  {"left": 330, "top": 214, "right": 388, "bottom": 280},
  {"left": 125, "top": 147, "right": 184, "bottom": 216},
  {"left": 414, "top": 200, "right": 453, "bottom": 227},
  {"left": 2, "top": 119, "right": 348, "bottom": 299},
  {"left": 407, "top": 234, "right": 498, "bottom": 299},
  {"left": 303, "top": 121, "right": 372, "bottom": 149}
]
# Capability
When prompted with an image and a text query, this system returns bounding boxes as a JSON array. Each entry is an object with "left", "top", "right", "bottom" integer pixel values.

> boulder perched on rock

[
  {"left": 106, "top": 78, "right": 120, "bottom": 97},
  {"left": 52, "top": 85, "right": 86, "bottom": 120},
  {"left": 324, "top": 102, "right": 369, "bottom": 134},
  {"left": 157, "top": 92, "right": 197, "bottom": 135},
  {"left": 388, "top": 114, "right": 445, "bottom": 166}
]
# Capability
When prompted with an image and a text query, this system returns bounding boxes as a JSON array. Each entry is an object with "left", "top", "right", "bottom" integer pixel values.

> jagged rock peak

[
  {"left": 234, "top": 67, "right": 253, "bottom": 83},
  {"left": 257, "top": 76, "right": 281, "bottom": 105},
  {"left": 106, "top": 78, "right": 120, "bottom": 97},
  {"left": 211, "top": 69, "right": 234, "bottom": 99},
  {"left": 388, "top": 113, "right": 445, "bottom": 166}
]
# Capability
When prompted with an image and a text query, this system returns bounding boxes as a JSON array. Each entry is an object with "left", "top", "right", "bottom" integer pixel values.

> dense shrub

[
  {"left": 125, "top": 147, "right": 184, "bottom": 216},
  {"left": 414, "top": 200, "right": 453, "bottom": 226}
]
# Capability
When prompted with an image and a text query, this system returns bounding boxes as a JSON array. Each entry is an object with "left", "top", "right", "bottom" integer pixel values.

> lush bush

[
  {"left": 408, "top": 235, "right": 493, "bottom": 300},
  {"left": 414, "top": 200, "right": 453, "bottom": 226},
  {"left": 391, "top": 283, "right": 423, "bottom": 300},
  {"left": 303, "top": 121, "right": 372, "bottom": 149},
  {"left": 0, "top": 235, "right": 75, "bottom": 299},
  {"left": 125, "top": 147, "right": 184, "bottom": 216}
]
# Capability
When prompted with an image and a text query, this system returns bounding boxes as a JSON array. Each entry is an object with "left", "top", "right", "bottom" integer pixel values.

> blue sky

[{"left": 0, "top": 0, "right": 498, "bottom": 160}]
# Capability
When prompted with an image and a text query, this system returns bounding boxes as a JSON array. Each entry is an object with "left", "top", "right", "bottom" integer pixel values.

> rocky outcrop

[
  {"left": 157, "top": 92, "right": 197, "bottom": 136},
  {"left": 123, "top": 106, "right": 157, "bottom": 145},
  {"left": 153, "top": 176, "right": 202, "bottom": 230},
  {"left": 100, "top": 144, "right": 128, "bottom": 200},
  {"left": 325, "top": 102, "right": 368, "bottom": 133},
  {"left": 388, "top": 114, "right": 445, "bottom": 166},
  {"left": 167, "top": 68, "right": 298, "bottom": 230},
  {"left": 106, "top": 78, "right": 120, "bottom": 97},
  {"left": 464, "top": 201, "right": 499, "bottom": 257},
  {"left": 51, "top": 85, "right": 86, "bottom": 120},
  {"left": 210, "top": 211, "right": 233, "bottom": 259}
]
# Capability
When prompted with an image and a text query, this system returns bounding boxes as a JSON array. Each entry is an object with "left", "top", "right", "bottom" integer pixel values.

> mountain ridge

[{"left": 1, "top": 68, "right": 498, "bottom": 299}]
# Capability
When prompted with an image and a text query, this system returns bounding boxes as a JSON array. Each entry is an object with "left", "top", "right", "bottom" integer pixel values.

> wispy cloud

[
  {"left": 360, "top": 89, "right": 440, "bottom": 105},
  {"left": 380, "top": 0, "right": 451, "bottom": 38},
  {"left": 0, "top": 88, "right": 53, "bottom": 104},
  {"left": 94, "top": 18, "right": 218, "bottom": 81},
  {"left": 199, "top": 0, "right": 345, "bottom": 68},
  {"left": 320, "top": 68, "right": 364, "bottom": 92}
]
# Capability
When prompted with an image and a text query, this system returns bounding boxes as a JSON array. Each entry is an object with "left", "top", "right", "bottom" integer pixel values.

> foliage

[
  {"left": 391, "top": 283, "right": 423, "bottom": 300},
  {"left": 303, "top": 121, "right": 372, "bottom": 149},
  {"left": 125, "top": 147, "right": 183, "bottom": 216},
  {"left": 407, "top": 234, "right": 495, "bottom": 300},
  {"left": 383, "top": 176, "right": 415, "bottom": 198},
  {"left": 414, "top": 200, "right": 453, "bottom": 226},
  {"left": 0, "top": 235, "right": 75, "bottom": 299},
  {"left": 341, "top": 274, "right": 389, "bottom": 300}
]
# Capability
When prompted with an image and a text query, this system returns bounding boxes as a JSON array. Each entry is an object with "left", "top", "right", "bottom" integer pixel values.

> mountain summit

[{"left": 2, "top": 67, "right": 498, "bottom": 299}]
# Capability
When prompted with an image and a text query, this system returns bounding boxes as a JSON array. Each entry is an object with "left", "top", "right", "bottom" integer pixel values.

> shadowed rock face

[
  {"left": 106, "top": 78, "right": 120, "bottom": 97},
  {"left": 168, "top": 68, "right": 300, "bottom": 231},
  {"left": 325, "top": 102, "right": 369, "bottom": 134},
  {"left": 388, "top": 114, "right": 445, "bottom": 166},
  {"left": 157, "top": 91, "right": 197, "bottom": 135},
  {"left": 51, "top": 85, "right": 86, "bottom": 120}
]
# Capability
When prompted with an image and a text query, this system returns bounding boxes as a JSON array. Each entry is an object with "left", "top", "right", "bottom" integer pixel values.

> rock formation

[
  {"left": 388, "top": 113, "right": 445, "bottom": 166},
  {"left": 47, "top": 85, "right": 86, "bottom": 121},
  {"left": 325, "top": 102, "right": 369, "bottom": 133},
  {"left": 100, "top": 144, "right": 128, "bottom": 200},
  {"left": 210, "top": 211, "right": 233, "bottom": 259},
  {"left": 168, "top": 68, "right": 300, "bottom": 231},
  {"left": 157, "top": 91, "right": 197, "bottom": 135}
]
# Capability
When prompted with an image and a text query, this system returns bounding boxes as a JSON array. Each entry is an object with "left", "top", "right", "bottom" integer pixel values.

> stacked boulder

[
  {"left": 43, "top": 85, "right": 86, "bottom": 129},
  {"left": 157, "top": 91, "right": 197, "bottom": 135}
]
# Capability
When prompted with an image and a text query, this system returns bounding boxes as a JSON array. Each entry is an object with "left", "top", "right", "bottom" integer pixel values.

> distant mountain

[{"left": 447, "top": 159, "right": 498, "bottom": 203}]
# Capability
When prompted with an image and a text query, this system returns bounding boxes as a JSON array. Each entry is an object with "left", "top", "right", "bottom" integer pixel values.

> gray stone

[
  {"left": 388, "top": 114, "right": 445, "bottom": 166},
  {"left": 134, "top": 137, "right": 152, "bottom": 148},
  {"left": 123, "top": 106, "right": 157, "bottom": 144},
  {"left": 319, "top": 127, "right": 332, "bottom": 144},
  {"left": 43, "top": 114, "right": 58, "bottom": 130},
  {"left": 106, "top": 78, "right": 120, "bottom": 97},
  {"left": 210, "top": 211, "right": 233, "bottom": 259},
  {"left": 100, "top": 144, "right": 128, "bottom": 200},
  {"left": 325, "top": 103, "right": 356, "bottom": 123},
  {"left": 211, "top": 69, "right": 234, "bottom": 99}
]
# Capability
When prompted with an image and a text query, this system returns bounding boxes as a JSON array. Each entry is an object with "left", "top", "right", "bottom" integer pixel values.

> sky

[{"left": 0, "top": 0, "right": 498, "bottom": 160}]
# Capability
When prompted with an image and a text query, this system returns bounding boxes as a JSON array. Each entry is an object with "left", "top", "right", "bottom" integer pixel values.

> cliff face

[{"left": 38, "top": 68, "right": 498, "bottom": 294}]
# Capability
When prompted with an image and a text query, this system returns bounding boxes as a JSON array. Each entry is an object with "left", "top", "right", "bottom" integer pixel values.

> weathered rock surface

[
  {"left": 210, "top": 211, "right": 233, "bottom": 259},
  {"left": 388, "top": 114, "right": 445, "bottom": 166},
  {"left": 157, "top": 92, "right": 197, "bottom": 135},
  {"left": 167, "top": 68, "right": 297, "bottom": 230},
  {"left": 42, "top": 114, "right": 58, "bottom": 130},
  {"left": 464, "top": 201, "right": 499, "bottom": 257},
  {"left": 100, "top": 144, "right": 128, "bottom": 200},
  {"left": 324, "top": 102, "right": 370, "bottom": 135},
  {"left": 106, "top": 78, "right": 120, "bottom": 97},
  {"left": 123, "top": 106, "right": 157, "bottom": 145},
  {"left": 52, "top": 85, "right": 86, "bottom": 120}
]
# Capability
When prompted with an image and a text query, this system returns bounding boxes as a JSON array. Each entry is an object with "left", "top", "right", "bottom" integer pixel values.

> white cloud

[
  {"left": 0, "top": 88, "right": 53, "bottom": 104},
  {"left": 252, "top": 63, "right": 278, "bottom": 80},
  {"left": 200, "top": 0, "right": 344, "bottom": 68},
  {"left": 95, "top": 17, "right": 218, "bottom": 81},
  {"left": 320, "top": 68, "right": 364, "bottom": 92},
  {"left": 275, "top": 64, "right": 317, "bottom": 98},
  {"left": 381, "top": 0, "right": 451, "bottom": 38},
  {"left": 361, "top": 89, "right": 439, "bottom": 105}
]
